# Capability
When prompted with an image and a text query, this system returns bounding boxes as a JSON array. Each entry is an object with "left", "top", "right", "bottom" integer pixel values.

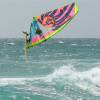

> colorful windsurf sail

[{"left": 26, "top": 2, "right": 79, "bottom": 48}]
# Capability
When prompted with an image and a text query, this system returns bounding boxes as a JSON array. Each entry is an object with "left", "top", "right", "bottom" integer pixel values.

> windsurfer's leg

[{"left": 23, "top": 32, "right": 30, "bottom": 45}]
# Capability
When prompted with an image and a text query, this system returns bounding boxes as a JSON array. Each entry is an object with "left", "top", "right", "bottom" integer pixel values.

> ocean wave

[
  {"left": 45, "top": 65, "right": 75, "bottom": 82},
  {"left": 44, "top": 65, "right": 100, "bottom": 96},
  {"left": 0, "top": 64, "right": 100, "bottom": 97}
]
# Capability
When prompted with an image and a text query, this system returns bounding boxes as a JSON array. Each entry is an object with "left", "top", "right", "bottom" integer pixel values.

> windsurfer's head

[{"left": 33, "top": 17, "right": 35, "bottom": 20}]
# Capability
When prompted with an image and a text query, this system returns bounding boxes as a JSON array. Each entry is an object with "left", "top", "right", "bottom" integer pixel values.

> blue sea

[{"left": 0, "top": 38, "right": 100, "bottom": 100}]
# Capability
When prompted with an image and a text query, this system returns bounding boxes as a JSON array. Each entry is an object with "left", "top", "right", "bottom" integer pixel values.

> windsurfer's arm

[{"left": 22, "top": 31, "right": 29, "bottom": 36}]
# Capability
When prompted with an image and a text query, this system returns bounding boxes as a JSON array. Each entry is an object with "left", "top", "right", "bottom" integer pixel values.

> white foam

[
  {"left": 45, "top": 65, "right": 75, "bottom": 82},
  {"left": 0, "top": 77, "right": 43, "bottom": 86},
  {"left": 74, "top": 67, "right": 100, "bottom": 96},
  {"left": 71, "top": 43, "right": 78, "bottom": 46},
  {"left": 7, "top": 42, "right": 15, "bottom": 45},
  {"left": 45, "top": 65, "right": 100, "bottom": 96},
  {"left": 58, "top": 41, "right": 64, "bottom": 44},
  {"left": 9, "top": 95, "right": 16, "bottom": 99},
  {"left": 0, "top": 78, "right": 28, "bottom": 86}
]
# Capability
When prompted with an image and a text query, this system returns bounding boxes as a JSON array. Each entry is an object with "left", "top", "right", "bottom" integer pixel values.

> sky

[{"left": 0, "top": 0, "right": 100, "bottom": 38}]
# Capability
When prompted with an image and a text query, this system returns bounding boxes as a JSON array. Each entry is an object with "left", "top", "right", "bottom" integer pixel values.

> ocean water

[{"left": 0, "top": 38, "right": 100, "bottom": 100}]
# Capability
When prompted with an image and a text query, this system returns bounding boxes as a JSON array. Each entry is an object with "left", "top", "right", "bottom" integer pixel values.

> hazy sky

[{"left": 0, "top": 0, "right": 100, "bottom": 38}]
